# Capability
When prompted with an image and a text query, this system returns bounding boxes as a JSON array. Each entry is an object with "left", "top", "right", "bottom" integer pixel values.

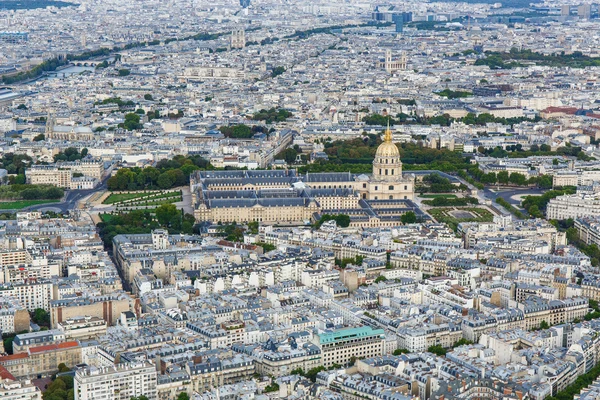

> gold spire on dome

[
  {"left": 375, "top": 118, "right": 401, "bottom": 158},
  {"left": 384, "top": 119, "right": 393, "bottom": 143}
]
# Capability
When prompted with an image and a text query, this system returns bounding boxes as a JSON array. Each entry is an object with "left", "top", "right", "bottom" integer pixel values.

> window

[
  {"left": 375, "top": 186, "right": 378, "bottom": 190},
  {"left": 389, "top": 186, "right": 394, "bottom": 190},
  {"left": 389, "top": 195, "right": 393, "bottom": 199},
  {"left": 404, "top": 195, "right": 407, "bottom": 199},
  {"left": 379, "top": 169, "right": 382, "bottom": 175},
  {"left": 363, "top": 183, "right": 366, "bottom": 188},
  {"left": 385, "top": 169, "right": 388, "bottom": 175},
  {"left": 404, "top": 185, "right": 407, "bottom": 190}
]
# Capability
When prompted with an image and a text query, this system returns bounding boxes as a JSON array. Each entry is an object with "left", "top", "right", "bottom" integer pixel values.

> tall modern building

[
  {"left": 240, "top": 0, "right": 250, "bottom": 8},
  {"left": 578, "top": 4, "right": 591, "bottom": 19}
]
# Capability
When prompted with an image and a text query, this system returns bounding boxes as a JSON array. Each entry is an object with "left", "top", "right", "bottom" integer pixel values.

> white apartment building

[
  {"left": 0, "top": 281, "right": 53, "bottom": 311},
  {"left": 74, "top": 361, "right": 157, "bottom": 400},
  {"left": 553, "top": 170, "right": 600, "bottom": 188},
  {"left": 0, "top": 376, "right": 41, "bottom": 400},
  {"left": 547, "top": 193, "right": 600, "bottom": 220}
]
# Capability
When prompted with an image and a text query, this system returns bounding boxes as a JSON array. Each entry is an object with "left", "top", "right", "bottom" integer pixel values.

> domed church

[
  {"left": 357, "top": 125, "right": 415, "bottom": 200},
  {"left": 191, "top": 126, "right": 417, "bottom": 226}
]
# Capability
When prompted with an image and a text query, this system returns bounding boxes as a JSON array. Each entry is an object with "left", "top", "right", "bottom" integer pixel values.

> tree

[
  {"left": 33, "top": 133, "right": 45, "bottom": 141},
  {"left": 278, "top": 148, "right": 298, "bottom": 164},
  {"left": 144, "top": 94, "right": 153, "bottom": 101},
  {"left": 58, "top": 363, "right": 71, "bottom": 373},
  {"left": 248, "top": 221, "right": 259, "bottom": 234},
  {"left": 528, "top": 205, "right": 542, "bottom": 218},
  {"left": 17, "top": 104, "right": 27, "bottom": 110},
  {"left": 3, "top": 336, "right": 14, "bottom": 354},
  {"left": 566, "top": 227, "right": 579, "bottom": 243},
  {"left": 118, "top": 69, "right": 131, "bottom": 76},
  {"left": 219, "top": 124, "right": 253, "bottom": 139},
  {"left": 156, "top": 172, "right": 174, "bottom": 189},
  {"left": 375, "top": 275, "right": 387, "bottom": 283},
  {"left": 264, "top": 380, "right": 279, "bottom": 393},
  {"left": 155, "top": 204, "right": 179, "bottom": 228},
  {"left": 305, "top": 366, "right": 326, "bottom": 382},
  {"left": 540, "top": 320, "right": 550, "bottom": 330},
  {"left": 393, "top": 348, "right": 410, "bottom": 355},
  {"left": 401, "top": 211, "right": 417, "bottom": 224},
  {"left": 122, "top": 113, "right": 142, "bottom": 131},
  {"left": 271, "top": 66, "right": 286, "bottom": 77},
  {"left": 453, "top": 338, "right": 474, "bottom": 348},
  {"left": 176, "top": 393, "right": 190, "bottom": 400},
  {"left": 32, "top": 308, "right": 50, "bottom": 327},
  {"left": 428, "top": 345, "right": 447, "bottom": 357},
  {"left": 508, "top": 172, "right": 527, "bottom": 186},
  {"left": 315, "top": 214, "right": 351, "bottom": 228},
  {"left": 497, "top": 170, "right": 509, "bottom": 184}
]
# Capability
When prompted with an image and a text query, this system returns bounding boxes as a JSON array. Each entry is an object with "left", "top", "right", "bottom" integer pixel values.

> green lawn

[
  {"left": 99, "top": 213, "right": 116, "bottom": 223},
  {"left": 103, "top": 192, "right": 152, "bottom": 204},
  {"left": 428, "top": 207, "right": 494, "bottom": 231},
  {"left": 104, "top": 191, "right": 182, "bottom": 205},
  {"left": 419, "top": 194, "right": 458, "bottom": 199},
  {"left": 0, "top": 199, "right": 60, "bottom": 209}
]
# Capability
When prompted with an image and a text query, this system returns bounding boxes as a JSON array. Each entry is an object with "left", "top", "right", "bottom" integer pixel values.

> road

[
  {"left": 25, "top": 175, "right": 110, "bottom": 213},
  {"left": 482, "top": 187, "right": 546, "bottom": 206}
]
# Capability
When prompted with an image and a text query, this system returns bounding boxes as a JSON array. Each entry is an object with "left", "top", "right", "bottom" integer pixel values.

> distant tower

[
  {"left": 240, "top": 0, "right": 250, "bottom": 8},
  {"left": 45, "top": 113, "right": 55, "bottom": 139},
  {"left": 81, "top": 35, "right": 86, "bottom": 47},
  {"left": 578, "top": 4, "right": 591, "bottom": 19},
  {"left": 230, "top": 29, "right": 246, "bottom": 49},
  {"left": 385, "top": 49, "right": 392, "bottom": 70}
]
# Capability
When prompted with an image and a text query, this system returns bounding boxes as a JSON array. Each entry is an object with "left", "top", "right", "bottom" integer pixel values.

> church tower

[
  {"left": 372, "top": 122, "right": 402, "bottom": 182},
  {"left": 45, "top": 113, "right": 55, "bottom": 139}
]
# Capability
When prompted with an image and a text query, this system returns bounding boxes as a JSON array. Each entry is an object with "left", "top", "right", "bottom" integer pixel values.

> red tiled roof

[
  {"left": 28, "top": 341, "right": 79, "bottom": 354},
  {"left": 542, "top": 107, "right": 578, "bottom": 114},
  {"left": 0, "top": 365, "right": 15, "bottom": 380},
  {"left": 0, "top": 353, "right": 29, "bottom": 362}
]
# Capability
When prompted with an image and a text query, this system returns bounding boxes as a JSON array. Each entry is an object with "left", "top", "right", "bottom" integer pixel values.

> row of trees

[
  {"left": 477, "top": 48, "right": 600, "bottom": 70},
  {"left": 0, "top": 184, "right": 63, "bottom": 200},
  {"left": 363, "top": 112, "right": 537, "bottom": 128},
  {"left": 251, "top": 108, "right": 293, "bottom": 124},
  {"left": 314, "top": 214, "right": 351, "bottom": 228},
  {"left": 54, "top": 147, "right": 88, "bottom": 162},
  {"left": 435, "top": 89, "right": 473, "bottom": 99},
  {"left": 418, "top": 173, "right": 465, "bottom": 193},
  {"left": 107, "top": 155, "right": 210, "bottom": 191},
  {"left": 469, "top": 167, "right": 553, "bottom": 188},
  {"left": 481, "top": 143, "right": 591, "bottom": 161},
  {"left": 218, "top": 124, "right": 269, "bottom": 139}
]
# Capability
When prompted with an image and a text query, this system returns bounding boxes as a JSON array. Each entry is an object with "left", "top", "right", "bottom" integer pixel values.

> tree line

[{"left": 107, "top": 155, "right": 210, "bottom": 191}]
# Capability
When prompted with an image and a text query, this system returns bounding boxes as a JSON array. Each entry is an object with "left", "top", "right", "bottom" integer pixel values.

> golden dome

[{"left": 375, "top": 125, "right": 400, "bottom": 158}]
